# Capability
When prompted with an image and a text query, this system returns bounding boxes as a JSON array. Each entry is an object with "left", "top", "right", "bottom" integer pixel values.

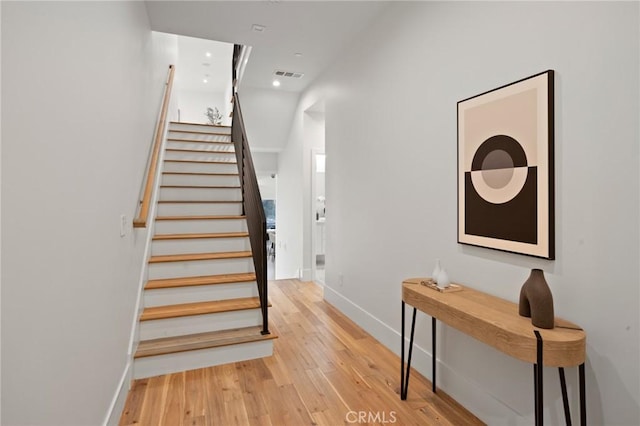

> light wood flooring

[{"left": 119, "top": 279, "right": 483, "bottom": 425}]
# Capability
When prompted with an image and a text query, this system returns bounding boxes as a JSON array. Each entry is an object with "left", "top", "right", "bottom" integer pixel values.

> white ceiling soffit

[{"left": 145, "top": 1, "right": 391, "bottom": 93}]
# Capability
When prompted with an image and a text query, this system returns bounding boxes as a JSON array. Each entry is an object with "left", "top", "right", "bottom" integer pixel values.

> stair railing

[
  {"left": 134, "top": 65, "right": 175, "bottom": 228},
  {"left": 232, "top": 92, "right": 269, "bottom": 335}
]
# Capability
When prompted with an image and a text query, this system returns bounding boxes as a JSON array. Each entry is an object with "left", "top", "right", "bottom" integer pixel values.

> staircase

[{"left": 132, "top": 121, "right": 276, "bottom": 379}]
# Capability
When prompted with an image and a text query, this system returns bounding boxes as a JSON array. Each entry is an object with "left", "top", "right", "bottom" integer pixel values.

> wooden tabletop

[{"left": 402, "top": 278, "right": 586, "bottom": 367}]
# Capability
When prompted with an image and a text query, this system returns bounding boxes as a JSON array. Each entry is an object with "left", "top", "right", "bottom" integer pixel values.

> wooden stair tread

[
  {"left": 134, "top": 326, "right": 276, "bottom": 358},
  {"left": 140, "top": 297, "right": 267, "bottom": 321},
  {"left": 153, "top": 232, "right": 249, "bottom": 241},
  {"left": 157, "top": 200, "right": 242, "bottom": 204},
  {"left": 155, "top": 215, "right": 246, "bottom": 221},
  {"left": 145, "top": 272, "right": 257, "bottom": 290},
  {"left": 163, "top": 171, "right": 238, "bottom": 176},
  {"left": 167, "top": 138, "right": 233, "bottom": 145},
  {"left": 164, "top": 159, "right": 237, "bottom": 165},
  {"left": 160, "top": 185, "right": 240, "bottom": 189},
  {"left": 149, "top": 251, "right": 252, "bottom": 263},
  {"left": 169, "top": 129, "right": 230, "bottom": 136},
  {"left": 166, "top": 148, "right": 235, "bottom": 154}
]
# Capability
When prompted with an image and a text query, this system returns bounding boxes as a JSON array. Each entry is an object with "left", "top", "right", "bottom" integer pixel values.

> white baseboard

[
  {"left": 322, "top": 285, "right": 526, "bottom": 425},
  {"left": 103, "top": 362, "right": 132, "bottom": 426}
]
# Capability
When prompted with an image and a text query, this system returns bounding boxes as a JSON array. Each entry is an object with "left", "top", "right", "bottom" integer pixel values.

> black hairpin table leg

[
  {"left": 432, "top": 316, "right": 437, "bottom": 393},
  {"left": 534, "top": 363, "right": 539, "bottom": 426},
  {"left": 534, "top": 330, "right": 544, "bottom": 426},
  {"left": 401, "top": 302, "right": 405, "bottom": 399},
  {"left": 400, "top": 301, "right": 405, "bottom": 400},
  {"left": 579, "top": 363, "right": 586, "bottom": 426},
  {"left": 400, "top": 302, "right": 417, "bottom": 400},
  {"left": 559, "top": 367, "right": 572, "bottom": 425}
]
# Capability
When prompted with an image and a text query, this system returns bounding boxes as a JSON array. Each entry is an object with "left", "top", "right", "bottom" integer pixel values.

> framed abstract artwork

[{"left": 457, "top": 70, "right": 555, "bottom": 259}]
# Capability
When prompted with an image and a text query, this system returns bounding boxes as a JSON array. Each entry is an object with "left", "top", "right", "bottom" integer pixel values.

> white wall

[
  {"left": 240, "top": 87, "right": 299, "bottom": 152},
  {"left": 279, "top": 2, "right": 639, "bottom": 424},
  {"left": 275, "top": 110, "right": 304, "bottom": 279},
  {"left": 153, "top": 32, "right": 180, "bottom": 124},
  {"left": 276, "top": 107, "right": 325, "bottom": 280},
  {"left": 257, "top": 175, "right": 277, "bottom": 200},
  {"left": 1, "top": 2, "right": 176, "bottom": 425},
  {"left": 252, "top": 152, "right": 278, "bottom": 176},
  {"left": 176, "top": 88, "right": 229, "bottom": 126}
]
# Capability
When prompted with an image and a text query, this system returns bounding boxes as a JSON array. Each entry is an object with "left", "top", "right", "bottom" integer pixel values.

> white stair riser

[
  {"left": 148, "top": 257, "right": 254, "bottom": 280},
  {"left": 139, "top": 308, "right": 264, "bottom": 340},
  {"left": 159, "top": 187, "right": 241, "bottom": 202},
  {"left": 167, "top": 141, "right": 234, "bottom": 152},
  {"left": 167, "top": 142, "right": 234, "bottom": 153},
  {"left": 169, "top": 123, "right": 231, "bottom": 135},
  {"left": 151, "top": 237, "right": 251, "bottom": 255},
  {"left": 156, "top": 202, "right": 243, "bottom": 217},
  {"left": 144, "top": 281, "right": 259, "bottom": 307},
  {"left": 162, "top": 173, "right": 239, "bottom": 187},
  {"left": 164, "top": 151, "right": 236, "bottom": 162},
  {"left": 167, "top": 132, "right": 231, "bottom": 143},
  {"left": 133, "top": 339, "right": 273, "bottom": 379},
  {"left": 154, "top": 219, "right": 248, "bottom": 234},
  {"left": 163, "top": 161, "right": 239, "bottom": 174}
]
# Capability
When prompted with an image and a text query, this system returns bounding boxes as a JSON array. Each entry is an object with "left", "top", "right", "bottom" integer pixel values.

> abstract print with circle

[{"left": 465, "top": 133, "right": 537, "bottom": 244}]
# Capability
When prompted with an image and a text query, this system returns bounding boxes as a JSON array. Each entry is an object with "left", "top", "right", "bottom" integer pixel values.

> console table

[{"left": 400, "top": 278, "right": 586, "bottom": 426}]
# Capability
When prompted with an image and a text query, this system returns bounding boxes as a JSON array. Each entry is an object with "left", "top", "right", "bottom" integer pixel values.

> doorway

[
  {"left": 258, "top": 174, "right": 277, "bottom": 280},
  {"left": 304, "top": 102, "right": 325, "bottom": 285},
  {"left": 312, "top": 152, "right": 326, "bottom": 284}
]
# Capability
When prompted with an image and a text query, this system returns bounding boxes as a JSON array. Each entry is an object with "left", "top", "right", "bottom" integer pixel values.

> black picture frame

[{"left": 457, "top": 70, "right": 555, "bottom": 259}]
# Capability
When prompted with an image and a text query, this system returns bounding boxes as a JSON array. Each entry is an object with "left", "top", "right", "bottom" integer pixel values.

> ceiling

[
  {"left": 145, "top": 1, "right": 390, "bottom": 93},
  {"left": 174, "top": 36, "right": 233, "bottom": 93}
]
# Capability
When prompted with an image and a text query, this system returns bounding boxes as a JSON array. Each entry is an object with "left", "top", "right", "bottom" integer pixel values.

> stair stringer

[{"left": 126, "top": 115, "right": 173, "bottom": 372}]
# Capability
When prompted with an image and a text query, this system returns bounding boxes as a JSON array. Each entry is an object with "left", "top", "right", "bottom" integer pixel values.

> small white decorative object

[
  {"left": 432, "top": 259, "right": 442, "bottom": 284},
  {"left": 205, "top": 107, "right": 223, "bottom": 125},
  {"left": 436, "top": 269, "right": 451, "bottom": 288}
]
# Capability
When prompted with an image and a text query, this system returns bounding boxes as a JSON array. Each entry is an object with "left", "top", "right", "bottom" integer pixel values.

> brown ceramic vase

[{"left": 518, "top": 269, "right": 555, "bottom": 329}]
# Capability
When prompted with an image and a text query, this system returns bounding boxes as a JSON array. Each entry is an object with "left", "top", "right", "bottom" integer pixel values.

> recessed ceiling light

[
  {"left": 252, "top": 24, "right": 266, "bottom": 33},
  {"left": 203, "top": 79, "right": 208, "bottom": 83},
  {"left": 294, "top": 53, "right": 303, "bottom": 58},
  {"left": 272, "top": 80, "right": 281, "bottom": 87},
  {"left": 205, "top": 52, "right": 211, "bottom": 57}
]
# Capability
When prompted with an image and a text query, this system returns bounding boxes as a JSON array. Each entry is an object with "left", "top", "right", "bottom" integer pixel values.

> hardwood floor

[{"left": 120, "top": 279, "right": 483, "bottom": 426}]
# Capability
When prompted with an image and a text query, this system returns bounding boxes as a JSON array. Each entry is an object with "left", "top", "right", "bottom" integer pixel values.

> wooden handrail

[{"left": 134, "top": 65, "right": 175, "bottom": 228}]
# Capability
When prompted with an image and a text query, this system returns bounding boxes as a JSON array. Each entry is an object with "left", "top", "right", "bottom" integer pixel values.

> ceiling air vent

[{"left": 274, "top": 70, "right": 304, "bottom": 79}]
